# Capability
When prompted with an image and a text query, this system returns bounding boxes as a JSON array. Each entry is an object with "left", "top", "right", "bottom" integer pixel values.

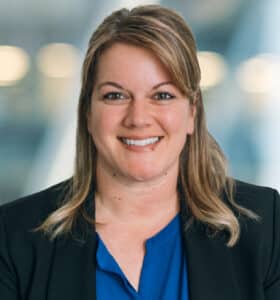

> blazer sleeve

[
  {"left": 0, "top": 207, "right": 20, "bottom": 300},
  {"left": 264, "top": 189, "right": 280, "bottom": 299}
]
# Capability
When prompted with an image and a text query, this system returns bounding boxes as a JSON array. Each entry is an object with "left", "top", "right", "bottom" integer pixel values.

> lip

[
  {"left": 118, "top": 136, "right": 163, "bottom": 152},
  {"left": 117, "top": 136, "right": 164, "bottom": 140}
]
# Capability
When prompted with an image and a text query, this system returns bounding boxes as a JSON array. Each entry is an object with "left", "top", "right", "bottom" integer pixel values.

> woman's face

[{"left": 88, "top": 42, "right": 196, "bottom": 183}]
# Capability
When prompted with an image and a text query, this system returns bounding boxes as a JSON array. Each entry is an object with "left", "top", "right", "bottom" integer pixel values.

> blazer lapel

[
  {"left": 179, "top": 190, "right": 242, "bottom": 300},
  {"left": 46, "top": 233, "right": 96, "bottom": 300},
  {"left": 46, "top": 186, "right": 97, "bottom": 300}
]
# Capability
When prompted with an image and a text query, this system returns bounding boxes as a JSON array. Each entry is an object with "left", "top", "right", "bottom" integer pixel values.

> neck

[{"left": 94, "top": 162, "right": 180, "bottom": 226}]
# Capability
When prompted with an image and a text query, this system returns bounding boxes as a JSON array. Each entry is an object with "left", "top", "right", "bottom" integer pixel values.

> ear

[
  {"left": 190, "top": 103, "right": 197, "bottom": 118},
  {"left": 186, "top": 103, "right": 197, "bottom": 135},
  {"left": 86, "top": 111, "right": 92, "bottom": 134}
]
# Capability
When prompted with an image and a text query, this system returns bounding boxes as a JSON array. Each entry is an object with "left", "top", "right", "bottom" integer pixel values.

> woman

[{"left": 0, "top": 4, "right": 279, "bottom": 300}]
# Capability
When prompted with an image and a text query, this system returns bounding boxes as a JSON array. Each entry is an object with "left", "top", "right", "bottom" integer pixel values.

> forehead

[{"left": 95, "top": 42, "right": 173, "bottom": 84}]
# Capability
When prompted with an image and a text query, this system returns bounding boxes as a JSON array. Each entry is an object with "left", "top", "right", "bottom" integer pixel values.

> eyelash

[
  {"left": 102, "top": 92, "right": 126, "bottom": 100},
  {"left": 102, "top": 92, "right": 175, "bottom": 101},
  {"left": 153, "top": 92, "right": 175, "bottom": 100}
]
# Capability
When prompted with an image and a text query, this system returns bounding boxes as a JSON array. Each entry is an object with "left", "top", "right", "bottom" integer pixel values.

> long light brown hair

[{"left": 36, "top": 4, "right": 259, "bottom": 247}]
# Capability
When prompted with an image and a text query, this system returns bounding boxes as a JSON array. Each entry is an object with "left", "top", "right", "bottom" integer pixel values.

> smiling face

[{"left": 87, "top": 42, "right": 196, "bottom": 184}]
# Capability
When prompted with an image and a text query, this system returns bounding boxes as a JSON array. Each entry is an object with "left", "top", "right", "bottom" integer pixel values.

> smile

[{"left": 119, "top": 136, "right": 162, "bottom": 146}]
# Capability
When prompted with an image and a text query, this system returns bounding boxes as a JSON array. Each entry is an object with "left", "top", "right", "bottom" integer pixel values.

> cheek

[
  {"left": 161, "top": 105, "right": 192, "bottom": 136},
  {"left": 87, "top": 105, "right": 121, "bottom": 141}
]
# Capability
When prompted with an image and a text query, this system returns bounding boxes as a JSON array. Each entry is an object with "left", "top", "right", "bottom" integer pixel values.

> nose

[{"left": 123, "top": 98, "right": 152, "bottom": 128}]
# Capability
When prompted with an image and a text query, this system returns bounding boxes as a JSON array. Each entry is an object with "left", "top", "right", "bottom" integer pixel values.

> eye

[
  {"left": 153, "top": 92, "right": 175, "bottom": 101},
  {"left": 102, "top": 92, "right": 127, "bottom": 101}
]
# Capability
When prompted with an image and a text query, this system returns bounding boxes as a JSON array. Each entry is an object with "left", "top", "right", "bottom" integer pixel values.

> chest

[
  {"left": 96, "top": 226, "right": 147, "bottom": 290},
  {"left": 95, "top": 216, "right": 183, "bottom": 292},
  {"left": 21, "top": 220, "right": 262, "bottom": 300},
  {"left": 96, "top": 235, "right": 188, "bottom": 298}
]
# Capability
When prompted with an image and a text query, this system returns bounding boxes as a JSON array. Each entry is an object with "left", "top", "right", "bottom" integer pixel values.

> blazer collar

[
  {"left": 179, "top": 186, "right": 242, "bottom": 300},
  {"left": 46, "top": 184, "right": 97, "bottom": 300}
]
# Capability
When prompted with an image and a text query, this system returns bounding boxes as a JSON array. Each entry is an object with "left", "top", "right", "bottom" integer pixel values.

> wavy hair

[{"left": 36, "top": 4, "right": 259, "bottom": 247}]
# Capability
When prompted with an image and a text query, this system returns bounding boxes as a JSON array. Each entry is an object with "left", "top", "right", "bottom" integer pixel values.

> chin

[{"left": 122, "top": 166, "right": 166, "bottom": 182}]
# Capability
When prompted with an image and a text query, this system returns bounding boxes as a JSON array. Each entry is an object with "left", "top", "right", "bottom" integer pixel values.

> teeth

[{"left": 121, "top": 137, "right": 160, "bottom": 146}]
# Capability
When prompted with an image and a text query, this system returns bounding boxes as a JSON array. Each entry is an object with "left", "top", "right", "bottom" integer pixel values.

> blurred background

[{"left": 0, "top": 0, "right": 279, "bottom": 204}]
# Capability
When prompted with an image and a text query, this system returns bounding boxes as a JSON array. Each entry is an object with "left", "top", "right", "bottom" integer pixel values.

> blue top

[{"left": 95, "top": 214, "right": 189, "bottom": 299}]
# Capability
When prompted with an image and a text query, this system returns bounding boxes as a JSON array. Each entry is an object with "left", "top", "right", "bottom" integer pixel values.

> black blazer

[{"left": 0, "top": 179, "right": 279, "bottom": 300}]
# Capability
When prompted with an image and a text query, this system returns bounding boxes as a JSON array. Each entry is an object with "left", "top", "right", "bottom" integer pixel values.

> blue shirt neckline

[
  {"left": 95, "top": 214, "right": 181, "bottom": 286},
  {"left": 95, "top": 212, "right": 188, "bottom": 298}
]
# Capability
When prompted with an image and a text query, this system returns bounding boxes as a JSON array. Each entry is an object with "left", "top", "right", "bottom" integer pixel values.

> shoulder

[
  {"left": 0, "top": 179, "right": 71, "bottom": 232},
  {"left": 230, "top": 180, "right": 280, "bottom": 288},
  {"left": 0, "top": 180, "right": 72, "bottom": 296},
  {"left": 230, "top": 179, "right": 279, "bottom": 242},
  {"left": 232, "top": 179, "right": 279, "bottom": 221}
]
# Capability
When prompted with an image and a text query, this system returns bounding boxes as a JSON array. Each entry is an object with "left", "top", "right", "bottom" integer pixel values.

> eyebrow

[{"left": 96, "top": 81, "right": 175, "bottom": 92}]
